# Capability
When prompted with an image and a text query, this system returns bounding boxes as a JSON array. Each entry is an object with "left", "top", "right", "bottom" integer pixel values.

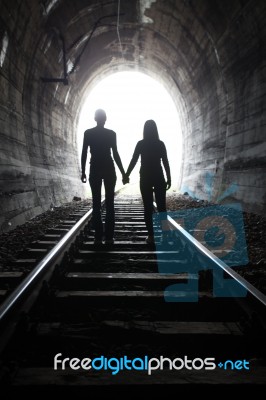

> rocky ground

[
  {"left": 166, "top": 193, "right": 266, "bottom": 295},
  {"left": 0, "top": 192, "right": 265, "bottom": 295},
  {"left": 0, "top": 199, "right": 92, "bottom": 268}
]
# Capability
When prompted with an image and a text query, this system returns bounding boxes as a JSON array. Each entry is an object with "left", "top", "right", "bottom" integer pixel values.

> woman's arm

[
  {"left": 126, "top": 142, "right": 141, "bottom": 177},
  {"left": 161, "top": 142, "right": 171, "bottom": 189}
]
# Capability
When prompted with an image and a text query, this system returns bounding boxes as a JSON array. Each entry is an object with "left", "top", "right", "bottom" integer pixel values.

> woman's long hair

[{"left": 143, "top": 120, "right": 159, "bottom": 141}]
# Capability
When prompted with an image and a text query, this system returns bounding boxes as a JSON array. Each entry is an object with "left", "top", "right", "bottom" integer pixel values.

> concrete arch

[{"left": 0, "top": 0, "right": 265, "bottom": 231}]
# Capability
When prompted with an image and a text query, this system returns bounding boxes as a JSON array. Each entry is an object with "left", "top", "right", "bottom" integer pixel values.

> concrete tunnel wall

[{"left": 0, "top": 0, "right": 265, "bottom": 232}]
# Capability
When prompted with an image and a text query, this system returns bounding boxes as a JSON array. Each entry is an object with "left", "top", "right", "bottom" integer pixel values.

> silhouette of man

[{"left": 81, "top": 109, "right": 126, "bottom": 245}]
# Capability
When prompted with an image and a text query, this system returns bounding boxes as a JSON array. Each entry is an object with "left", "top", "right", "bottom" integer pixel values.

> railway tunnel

[
  {"left": 0, "top": 0, "right": 265, "bottom": 233},
  {"left": 1, "top": 1, "right": 266, "bottom": 392}
]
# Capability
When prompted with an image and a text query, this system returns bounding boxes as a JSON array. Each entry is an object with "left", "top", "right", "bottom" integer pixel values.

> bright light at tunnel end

[{"left": 77, "top": 71, "right": 182, "bottom": 186}]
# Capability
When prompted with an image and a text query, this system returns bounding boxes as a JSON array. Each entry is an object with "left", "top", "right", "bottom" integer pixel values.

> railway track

[
  {"left": 0, "top": 201, "right": 92, "bottom": 307},
  {"left": 0, "top": 187, "right": 266, "bottom": 391}
]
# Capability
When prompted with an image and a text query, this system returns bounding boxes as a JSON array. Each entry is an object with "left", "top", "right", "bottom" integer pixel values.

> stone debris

[
  {"left": 166, "top": 193, "right": 266, "bottom": 295},
  {"left": 0, "top": 192, "right": 265, "bottom": 294},
  {"left": 0, "top": 199, "right": 91, "bottom": 269}
]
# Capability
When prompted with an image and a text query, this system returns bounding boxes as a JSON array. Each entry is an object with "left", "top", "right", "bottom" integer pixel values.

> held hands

[
  {"left": 81, "top": 173, "right": 87, "bottom": 183},
  {"left": 166, "top": 180, "right": 171, "bottom": 190},
  {"left": 122, "top": 173, "right": 130, "bottom": 185}
]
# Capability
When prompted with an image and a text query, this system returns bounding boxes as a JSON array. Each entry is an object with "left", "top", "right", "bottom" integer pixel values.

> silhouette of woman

[{"left": 124, "top": 120, "right": 171, "bottom": 244}]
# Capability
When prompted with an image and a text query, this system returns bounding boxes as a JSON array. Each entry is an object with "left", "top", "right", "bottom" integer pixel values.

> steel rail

[
  {"left": 0, "top": 208, "right": 93, "bottom": 323},
  {"left": 0, "top": 184, "right": 127, "bottom": 325},
  {"left": 1, "top": 193, "right": 265, "bottom": 326},
  {"left": 166, "top": 214, "right": 266, "bottom": 307}
]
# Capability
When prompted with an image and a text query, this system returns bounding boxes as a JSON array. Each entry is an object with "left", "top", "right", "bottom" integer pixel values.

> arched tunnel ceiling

[
  {"left": 0, "top": 0, "right": 265, "bottom": 231},
  {"left": 38, "top": 0, "right": 228, "bottom": 114}
]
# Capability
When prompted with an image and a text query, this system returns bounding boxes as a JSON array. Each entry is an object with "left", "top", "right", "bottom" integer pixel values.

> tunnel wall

[
  {"left": 0, "top": 1, "right": 85, "bottom": 232},
  {"left": 174, "top": 0, "right": 266, "bottom": 213},
  {"left": 0, "top": 0, "right": 265, "bottom": 233}
]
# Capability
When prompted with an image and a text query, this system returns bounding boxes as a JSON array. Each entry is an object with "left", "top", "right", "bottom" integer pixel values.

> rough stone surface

[
  {"left": 0, "top": 0, "right": 265, "bottom": 232},
  {"left": 166, "top": 193, "right": 266, "bottom": 295},
  {"left": 0, "top": 198, "right": 91, "bottom": 269}
]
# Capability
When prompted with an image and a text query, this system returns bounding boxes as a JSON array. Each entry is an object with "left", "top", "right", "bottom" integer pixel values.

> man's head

[{"left": 94, "top": 109, "right": 107, "bottom": 126}]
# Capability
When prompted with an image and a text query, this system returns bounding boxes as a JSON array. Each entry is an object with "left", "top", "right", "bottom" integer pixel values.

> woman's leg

[
  {"left": 140, "top": 178, "right": 154, "bottom": 236},
  {"left": 154, "top": 181, "right": 166, "bottom": 212},
  {"left": 154, "top": 180, "right": 167, "bottom": 237}
]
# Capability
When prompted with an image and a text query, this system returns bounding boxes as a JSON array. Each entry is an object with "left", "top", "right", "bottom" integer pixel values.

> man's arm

[
  {"left": 81, "top": 131, "right": 88, "bottom": 182},
  {"left": 111, "top": 133, "right": 126, "bottom": 176}
]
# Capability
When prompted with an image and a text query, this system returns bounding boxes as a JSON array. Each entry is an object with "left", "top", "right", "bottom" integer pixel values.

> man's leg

[
  {"left": 89, "top": 173, "right": 103, "bottom": 241},
  {"left": 140, "top": 179, "right": 154, "bottom": 237},
  {"left": 103, "top": 171, "right": 116, "bottom": 241}
]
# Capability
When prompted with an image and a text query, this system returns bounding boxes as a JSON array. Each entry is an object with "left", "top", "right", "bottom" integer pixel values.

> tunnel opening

[
  {"left": 0, "top": 0, "right": 265, "bottom": 234},
  {"left": 76, "top": 70, "right": 183, "bottom": 194}
]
